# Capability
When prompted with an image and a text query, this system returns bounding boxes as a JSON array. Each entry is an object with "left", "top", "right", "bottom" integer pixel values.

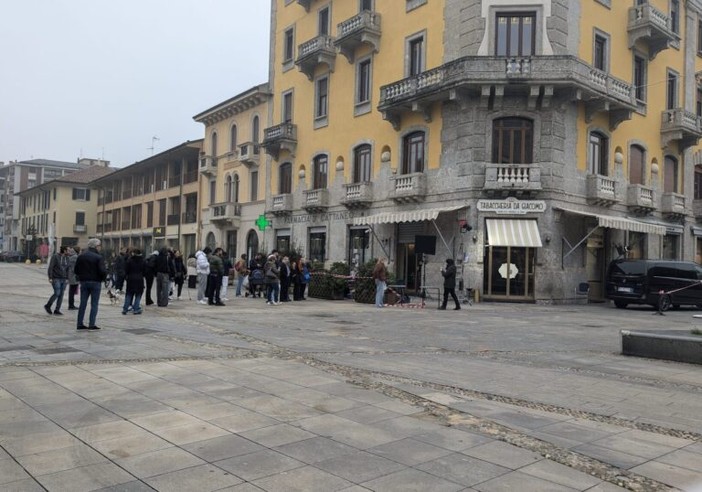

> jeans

[
  {"left": 375, "top": 279, "right": 386, "bottom": 307},
  {"left": 197, "top": 273, "right": 208, "bottom": 301},
  {"left": 221, "top": 276, "right": 229, "bottom": 299},
  {"left": 68, "top": 283, "right": 78, "bottom": 308},
  {"left": 156, "top": 272, "right": 170, "bottom": 306},
  {"left": 47, "top": 279, "right": 67, "bottom": 311},
  {"left": 122, "top": 292, "right": 143, "bottom": 313},
  {"left": 235, "top": 274, "right": 245, "bottom": 296},
  {"left": 267, "top": 283, "right": 280, "bottom": 303},
  {"left": 77, "top": 281, "right": 101, "bottom": 328}
]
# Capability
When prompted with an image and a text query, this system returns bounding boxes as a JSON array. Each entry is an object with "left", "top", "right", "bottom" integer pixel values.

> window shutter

[
  {"left": 86, "top": 189, "right": 91, "bottom": 201},
  {"left": 72, "top": 188, "right": 77, "bottom": 200}
]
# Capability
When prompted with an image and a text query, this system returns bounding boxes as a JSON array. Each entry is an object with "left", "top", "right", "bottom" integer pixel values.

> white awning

[
  {"left": 556, "top": 207, "right": 666, "bottom": 235},
  {"left": 486, "top": 219, "right": 543, "bottom": 247},
  {"left": 351, "top": 205, "right": 465, "bottom": 226}
]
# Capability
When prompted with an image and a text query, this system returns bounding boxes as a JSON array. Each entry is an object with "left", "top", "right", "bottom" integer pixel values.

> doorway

[
  {"left": 483, "top": 246, "right": 536, "bottom": 300},
  {"left": 396, "top": 243, "right": 420, "bottom": 292}
]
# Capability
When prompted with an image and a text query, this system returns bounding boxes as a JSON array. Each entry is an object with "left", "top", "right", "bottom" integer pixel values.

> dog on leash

[{"left": 106, "top": 288, "right": 122, "bottom": 306}]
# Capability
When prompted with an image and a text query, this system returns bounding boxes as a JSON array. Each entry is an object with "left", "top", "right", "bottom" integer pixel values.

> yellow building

[
  {"left": 17, "top": 163, "right": 114, "bottom": 259},
  {"left": 257, "top": 0, "right": 702, "bottom": 303},
  {"left": 90, "top": 141, "right": 202, "bottom": 258},
  {"left": 193, "top": 84, "right": 272, "bottom": 259}
]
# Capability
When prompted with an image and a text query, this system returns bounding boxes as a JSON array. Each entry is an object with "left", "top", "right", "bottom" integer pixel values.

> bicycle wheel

[{"left": 658, "top": 294, "right": 672, "bottom": 312}]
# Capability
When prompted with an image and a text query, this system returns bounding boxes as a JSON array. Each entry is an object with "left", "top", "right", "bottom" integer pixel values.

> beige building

[
  {"left": 193, "top": 84, "right": 272, "bottom": 258},
  {"left": 16, "top": 163, "right": 114, "bottom": 259},
  {"left": 90, "top": 141, "right": 202, "bottom": 258}
]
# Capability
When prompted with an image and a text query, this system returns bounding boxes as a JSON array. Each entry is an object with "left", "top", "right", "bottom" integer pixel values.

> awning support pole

[
  {"left": 367, "top": 224, "right": 391, "bottom": 260},
  {"left": 562, "top": 226, "right": 600, "bottom": 267},
  {"left": 431, "top": 220, "right": 452, "bottom": 258}
]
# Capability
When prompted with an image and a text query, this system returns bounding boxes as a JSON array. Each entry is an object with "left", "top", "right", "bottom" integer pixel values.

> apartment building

[
  {"left": 193, "top": 84, "right": 272, "bottom": 259},
  {"left": 16, "top": 163, "right": 114, "bottom": 259},
  {"left": 0, "top": 159, "right": 86, "bottom": 252},
  {"left": 90, "top": 141, "right": 202, "bottom": 258},
  {"left": 257, "top": 0, "right": 702, "bottom": 303}
]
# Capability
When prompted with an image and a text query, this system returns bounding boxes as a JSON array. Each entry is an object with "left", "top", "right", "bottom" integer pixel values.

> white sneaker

[
  {"left": 176, "top": 296, "right": 181, "bottom": 300},
  {"left": 222, "top": 298, "right": 229, "bottom": 302},
  {"left": 198, "top": 300, "right": 207, "bottom": 305},
  {"left": 266, "top": 301, "right": 271, "bottom": 305}
]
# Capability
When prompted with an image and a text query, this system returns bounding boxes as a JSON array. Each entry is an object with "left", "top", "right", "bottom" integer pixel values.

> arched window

[
  {"left": 492, "top": 117, "right": 533, "bottom": 164},
  {"left": 695, "top": 165, "right": 702, "bottom": 199},
  {"left": 279, "top": 162, "right": 292, "bottom": 194},
  {"left": 206, "top": 232, "right": 216, "bottom": 250},
  {"left": 252, "top": 116, "right": 260, "bottom": 144},
  {"left": 588, "top": 131, "right": 609, "bottom": 175},
  {"left": 233, "top": 174, "right": 240, "bottom": 203},
  {"left": 230, "top": 125, "right": 238, "bottom": 152},
  {"left": 664, "top": 156, "right": 679, "bottom": 193},
  {"left": 211, "top": 132, "right": 218, "bottom": 157},
  {"left": 402, "top": 131, "right": 425, "bottom": 174},
  {"left": 313, "top": 155, "right": 328, "bottom": 189},
  {"left": 226, "top": 175, "right": 233, "bottom": 202},
  {"left": 246, "top": 229, "right": 259, "bottom": 260},
  {"left": 629, "top": 144, "right": 645, "bottom": 185},
  {"left": 353, "top": 144, "right": 372, "bottom": 182}
]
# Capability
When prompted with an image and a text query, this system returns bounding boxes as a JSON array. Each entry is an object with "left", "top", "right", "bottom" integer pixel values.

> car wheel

[
  {"left": 614, "top": 300, "right": 628, "bottom": 309},
  {"left": 658, "top": 294, "right": 672, "bottom": 312}
]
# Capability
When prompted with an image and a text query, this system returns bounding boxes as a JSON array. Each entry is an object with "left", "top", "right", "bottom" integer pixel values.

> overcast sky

[{"left": 0, "top": 0, "right": 270, "bottom": 168}]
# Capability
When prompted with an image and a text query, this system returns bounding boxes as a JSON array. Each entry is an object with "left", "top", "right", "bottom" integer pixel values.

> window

[
  {"left": 313, "top": 155, "right": 328, "bottom": 189},
  {"left": 211, "top": 131, "right": 218, "bottom": 157},
  {"left": 697, "top": 87, "right": 702, "bottom": 118},
  {"left": 75, "top": 211, "right": 85, "bottom": 226},
  {"left": 230, "top": 125, "right": 237, "bottom": 152},
  {"left": 402, "top": 131, "right": 425, "bottom": 174},
  {"left": 209, "top": 179, "right": 216, "bottom": 205},
  {"left": 233, "top": 174, "right": 240, "bottom": 202},
  {"left": 315, "top": 76, "right": 328, "bottom": 120},
  {"left": 276, "top": 230, "right": 291, "bottom": 255},
  {"left": 694, "top": 165, "right": 702, "bottom": 199},
  {"left": 664, "top": 156, "right": 679, "bottom": 193},
  {"left": 147, "top": 202, "right": 154, "bottom": 228},
  {"left": 246, "top": 229, "right": 259, "bottom": 260},
  {"left": 629, "top": 144, "right": 645, "bottom": 185},
  {"left": 667, "top": 71, "right": 678, "bottom": 110},
  {"left": 309, "top": 228, "right": 326, "bottom": 262},
  {"left": 250, "top": 170, "right": 258, "bottom": 201},
  {"left": 671, "top": 0, "right": 679, "bottom": 34},
  {"left": 279, "top": 163, "right": 292, "bottom": 194},
  {"left": 492, "top": 118, "right": 533, "bottom": 164},
  {"left": 284, "top": 28, "right": 294, "bottom": 63},
  {"left": 353, "top": 144, "right": 372, "bottom": 182},
  {"left": 72, "top": 188, "right": 91, "bottom": 201},
  {"left": 589, "top": 132, "right": 609, "bottom": 176},
  {"left": 318, "top": 6, "right": 330, "bottom": 35},
  {"left": 252, "top": 116, "right": 260, "bottom": 145},
  {"left": 593, "top": 33, "right": 608, "bottom": 71},
  {"left": 360, "top": 0, "right": 373, "bottom": 11},
  {"left": 357, "top": 58, "right": 371, "bottom": 105},
  {"left": 158, "top": 199, "right": 166, "bottom": 226},
  {"left": 496, "top": 13, "right": 535, "bottom": 57},
  {"left": 348, "top": 228, "right": 370, "bottom": 267},
  {"left": 283, "top": 91, "right": 293, "bottom": 123},
  {"left": 698, "top": 19, "right": 702, "bottom": 54},
  {"left": 226, "top": 175, "right": 234, "bottom": 202},
  {"left": 408, "top": 35, "right": 424, "bottom": 76},
  {"left": 634, "top": 55, "right": 646, "bottom": 103}
]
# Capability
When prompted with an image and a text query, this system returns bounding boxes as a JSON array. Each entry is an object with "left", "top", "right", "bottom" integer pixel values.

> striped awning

[
  {"left": 351, "top": 205, "right": 465, "bottom": 226},
  {"left": 556, "top": 207, "right": 666, "bottom": 235},
  {"left": 486, "top": 219, "right": 543, "bottom": 247}
]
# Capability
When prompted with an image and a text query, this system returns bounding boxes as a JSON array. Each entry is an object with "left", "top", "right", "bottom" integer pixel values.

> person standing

[
  {"left": 144, "top": 251, "right": 158, "bottom": 306},
  {"left": 45, "top": 246, "right": 69, "bottom": 315},
  {"left": 440, "top": 258, "right": 461, "bottom": 310},
  {"left": 264, "top": 254, "right": 280, "bottom": 305},
  {"left": 112, "top": 247, "right": 128, "bottom": 292},
  {"left": 234, "top": 253, "right": 248, "bottom": 297},
  {"left": 74, "top": 238, "right": 107, "bottom": 330},
  {"left": 195, "top": 247, "right": 211, "bottom": 304},
  {"left": 279, "top": 256, "right": 291, "bottom": 302},
  {"left": 186, "top": 253, "right": 197, "bottom": 290},
  {"left": 67, "top": 246, "right": 80, "bottom": 310},
  {"left": 122, "top": 249, "right": 146, "bottom": 315},
  {"left": 372, "top": 258, "right": 387, "bottom": 308},
  {"left": 208, "top": 248, "right": 225, "bottom": 306},
  {"left": 173, "top": 250, "right": 187, "bottom": 300},
  {"left": 220, "top": 252, "right": 233, "bottom": 301},
  {"left": 155, "top": 247, "right": 172, "bottom": 307}
]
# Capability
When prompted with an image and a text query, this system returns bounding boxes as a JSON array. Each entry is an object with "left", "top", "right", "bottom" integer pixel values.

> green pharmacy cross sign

[{"left": 255, "top": 214, "right": 272, "bottom": 231}]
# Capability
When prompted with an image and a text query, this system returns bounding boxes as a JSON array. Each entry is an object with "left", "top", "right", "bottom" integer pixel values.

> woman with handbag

[{"left": 173, "top": 250, "right": 187, "bottom": 300}]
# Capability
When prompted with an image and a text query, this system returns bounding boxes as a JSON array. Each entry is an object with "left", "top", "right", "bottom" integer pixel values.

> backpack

[
  {"left": 251, "top": 269, "right": 265, "bottom": 283},
  {"left": 234, "top": 259, "right": 245, "bottom": 272}
]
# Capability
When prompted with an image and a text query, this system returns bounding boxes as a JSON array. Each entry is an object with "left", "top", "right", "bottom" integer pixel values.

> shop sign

[
  {"left": 152, "top": 227, "right": 165, "bottom": 238},
  {"left": 281, "top": 210, "right": 360, "bottom": 224},
  {"left": 477, "top": 198, "right": 546, "bottom": 215}
]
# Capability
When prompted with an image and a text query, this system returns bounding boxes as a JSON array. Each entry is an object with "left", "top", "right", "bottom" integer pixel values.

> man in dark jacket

[
  {"left": 45, "top": 246, "right": 69, "bottom": 315},
  {"left": 112, "top": 248, "right": 128, "bottom": 292},
  {"left": 144, "top": 251, "right": 158, "bottom": 305},
  {"left": 440, "top": 258, "right": 461, "bottom": 310},
  {"left": 155, "top": 247, "right": 172, "bottom": 307},
  {"left": 74, "top": 238, "right": 107, "bottom": 330},
  {"left": 207, "top": 248, "right": 225, "bottom": 306}
]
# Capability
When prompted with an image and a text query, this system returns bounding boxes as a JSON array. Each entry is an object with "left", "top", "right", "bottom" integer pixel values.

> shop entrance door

[
  {"left": 483, "top": 246, "right": 536, "bottom": 300},
  {"left": 396, "top": 243, "right": 420, "bottom": 293}
]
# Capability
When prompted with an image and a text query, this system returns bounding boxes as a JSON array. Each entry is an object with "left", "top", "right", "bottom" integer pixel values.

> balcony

[
  {"left": 181, "top": 210, "right": 197, "bottom": 224},
  {"left": 73, "top": 224, "right": 87, "bottom": 234},
  {"left": 296, "top": 0, "right": 311, "bottom": 10},
  {"left": 208, "top": 202, "right": 242, "bottom": 227},
  {"left": 238, "top": 142, "right": 260, "bottom": 167},
  {"left": 262, "top": 122, "right": 297, "bottom": 159},
  {"left": 627, "top": 184, "right": 656, "bottom": 213},
  {"left": 628, "top": 4, "right": 678, "bottom": 60},
  {"left": 484, "top": 164, "right": 541, "bottom": 197},
  {"left": 586, "top": 174, "right": 619, "bottom": 206},
  {"left": 660, "top": 109, "right": 702, "bottom": 151},
  {"left": 341, "top": 182, "right": 373, "bottom": 208},
  {"left": 303, "top": 188, "right": 330, "bottom": 213},
  {"left": 335, "top": 11, "right": 381, "bottom": 63},
  {"left": 389, "top": 173, "right": 427, "bottom": 203},
  {"left": 661, "top": 192, "right": 686, "bottom": 216},
  {"left": 269, "top": 193, "right": 293, "bottom": 216},
  {"left": 199, "top": 155, "right": 217, "bottom": 175},
  {"left": 167, "top": 214, "right": 180, "bottom": 226},
  {"left": 296, "top": 35, "right": 336, "bottom": 81},
  {"left": 379, "top": 55, "right": 636, "bottom": 131}
]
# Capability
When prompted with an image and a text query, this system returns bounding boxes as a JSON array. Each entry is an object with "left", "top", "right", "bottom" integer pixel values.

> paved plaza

[{"left": 0, "top": 262, "right": 701, "bottom": 491}]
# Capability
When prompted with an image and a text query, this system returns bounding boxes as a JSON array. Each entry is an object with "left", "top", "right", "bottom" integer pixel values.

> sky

[{"left": 0, "top": 0, "right": 271, "bottom": 168}]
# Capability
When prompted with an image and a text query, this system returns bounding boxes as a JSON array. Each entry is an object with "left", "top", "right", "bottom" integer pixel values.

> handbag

[{"left": 242, "top": 275, "right": 250, "bottom": 289}]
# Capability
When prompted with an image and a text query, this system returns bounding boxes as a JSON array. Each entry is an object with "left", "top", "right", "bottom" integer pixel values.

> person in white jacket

[{"left": 195, "top": 248, "right": 211, "bottom": 304}]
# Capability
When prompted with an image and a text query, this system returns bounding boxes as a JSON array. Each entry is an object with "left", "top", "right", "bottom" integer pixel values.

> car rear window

[{"left": 609, "top": 261, "right": 646, "bottom": 276}]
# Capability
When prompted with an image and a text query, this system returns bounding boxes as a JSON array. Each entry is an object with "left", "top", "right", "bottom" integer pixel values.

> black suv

[{"left": 605, "top": 259, "right": 702, "bottom": 310}]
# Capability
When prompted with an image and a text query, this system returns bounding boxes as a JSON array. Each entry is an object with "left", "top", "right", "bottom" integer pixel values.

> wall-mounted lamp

[{"left": 544, "top": 234, "right": 552, "bottom": 244}]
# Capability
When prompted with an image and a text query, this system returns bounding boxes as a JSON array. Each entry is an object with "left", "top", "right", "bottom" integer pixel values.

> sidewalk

[{"left": 0, "top": 263, "right": 700, "bottom": 491}]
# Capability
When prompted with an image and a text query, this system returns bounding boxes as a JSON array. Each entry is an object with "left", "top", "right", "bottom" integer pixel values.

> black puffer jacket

[{"left": 74, "top": 247, "right": 107, "bottom": 283}]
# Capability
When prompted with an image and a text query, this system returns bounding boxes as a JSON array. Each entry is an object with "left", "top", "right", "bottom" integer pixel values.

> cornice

[{"left": 192, "top": 83, "right": 271, "bottom": 126}]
